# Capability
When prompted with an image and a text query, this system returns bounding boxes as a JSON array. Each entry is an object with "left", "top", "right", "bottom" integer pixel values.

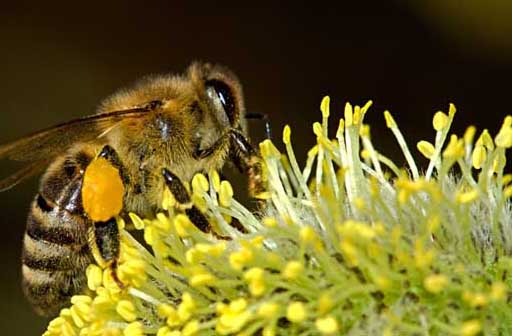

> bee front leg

[
  {"left": 245, "top": 112, "right": 273, "bottom": 140},
  {"left": 228, "top": 130, "right": 265, "bottom": 200},
  {"left": 194, "top": 129, "right": 264, "bottom": 199}
]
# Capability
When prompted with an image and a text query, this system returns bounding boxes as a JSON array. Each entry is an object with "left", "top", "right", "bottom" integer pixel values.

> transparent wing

[
  {"left": 0, "top": 108, "right": 149, "bottom": 161},
  {"left": 0, "top": 108, "right": 149, "bottom": 191},
  {"left": 0, "top": 159, "right": 50, "bottom": 192}
]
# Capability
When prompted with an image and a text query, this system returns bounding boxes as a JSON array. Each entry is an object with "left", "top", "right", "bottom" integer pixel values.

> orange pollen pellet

[{"left": 82, "top": 157, "right": 125, "bottom": 222}]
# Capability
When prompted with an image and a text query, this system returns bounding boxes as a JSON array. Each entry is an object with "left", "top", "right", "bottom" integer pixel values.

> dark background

[{"left": 1, "top": 1, "right": 512, "bottom": 334}]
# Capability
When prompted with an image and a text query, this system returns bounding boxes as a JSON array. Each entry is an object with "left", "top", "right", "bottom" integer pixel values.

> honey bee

[{"left": 0, "top": 62, "right": 265, "bottom": 316}]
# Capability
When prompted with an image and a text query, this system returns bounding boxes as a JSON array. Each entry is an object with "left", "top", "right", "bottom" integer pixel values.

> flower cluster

[{"left": 44, "top": 98, "right": 512, "bottom": 335}]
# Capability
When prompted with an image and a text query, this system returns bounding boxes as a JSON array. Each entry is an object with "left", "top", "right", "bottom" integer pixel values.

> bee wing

[
  {"left": 0, "top": 108, "right": 149, "bottom": 191},
  {"left": 0, "top": 159, "right": 51, "bottom": 192}
]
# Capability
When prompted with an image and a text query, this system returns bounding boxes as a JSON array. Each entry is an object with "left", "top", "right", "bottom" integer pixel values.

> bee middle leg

[{"left": 162, "top": 168, "right": 212, "bottom": 234}]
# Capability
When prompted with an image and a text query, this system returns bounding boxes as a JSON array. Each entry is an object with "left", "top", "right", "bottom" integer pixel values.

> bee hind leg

[
  {"left": 89, "top": 218, "right": 124, "bottom": 288},
  {"left": 84, "top": 145, "right": 128, "bottom": 288},
  {"left": 97, "top": 145, "right": 130, "bottom": 184}
]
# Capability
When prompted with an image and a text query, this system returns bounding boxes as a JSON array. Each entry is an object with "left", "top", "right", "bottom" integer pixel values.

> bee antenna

[{"left": 245, "top": 112, "right": 272, "bottom": 140}]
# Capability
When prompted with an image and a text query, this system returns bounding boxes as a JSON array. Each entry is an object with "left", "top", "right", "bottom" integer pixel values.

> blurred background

[{"left": 1, "top": 1, "right": 512, "bottom": 334}]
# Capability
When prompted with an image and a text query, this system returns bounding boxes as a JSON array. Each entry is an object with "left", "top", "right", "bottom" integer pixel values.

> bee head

[
  {"left": 188, "top": 62, "right": 247, "bottom": 135},
  {"left": 98, "top": 62, "right": 248, "bottom": 163}
]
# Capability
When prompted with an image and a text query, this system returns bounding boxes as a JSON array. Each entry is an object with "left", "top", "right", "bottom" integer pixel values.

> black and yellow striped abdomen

[{"left": 21, "top": 150, "right": 95, "bottom": 316}]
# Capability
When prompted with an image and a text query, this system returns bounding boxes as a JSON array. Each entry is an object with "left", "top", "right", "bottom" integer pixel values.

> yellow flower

[
  {"left": 244, "top": 267, "right": 266, "bottom": 297},
  {"left": 460, "top": 320, "right": 482, "bottom": 336},
  {"left": 417, "top": 140, "right": 435, "bottom": 159},
  {"left": 116, "top": 300, "right": 137, "bottom": 322},
  {"left": 86, "top": 264, "right": 103, "bottom": 291},
  {"left": 219, "top": 180, "right": 234, "bottom": 207},
  {"left": 229, "top": 246, "right": 254, "bottom": 270},
  {"left": 216, "top": 299, "right": 252, "bottom": 334},
  {"left": 490, "top": 282, "right": 507, "bottom": 301},
  {"left": 124, "top": 322, "right": 144, "bottom": 336},
  {"left": 257, "top": 302, "right": 279, "bottom": 319},
  {"left": 286, "top": 302, "right": 307, "bottom": 323},
  {"left": 182, "top": 320, "right": 200, "bottom": 336},
  {"left": 315, "top": 316, "right": 339, "bottom": 334},
  {"left": 43, "top": 99, "right": 512, "bottom": 336},
  {"left": 282, "top": 261, "right": 303, "bottom": 280},
  {"left": 432, "top": 111, "right": 449, "bottom": 131},
  {"left": 424, "top": 274, "right": 448, "bottom": 294},
  {"left": 317, "top": 293, "right": 334, "bottom": 315}
]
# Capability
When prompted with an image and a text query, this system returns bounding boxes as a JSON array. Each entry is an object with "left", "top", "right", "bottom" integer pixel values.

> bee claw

[{"left": 110, "top": 261, "right": 126, "bottom": 290}]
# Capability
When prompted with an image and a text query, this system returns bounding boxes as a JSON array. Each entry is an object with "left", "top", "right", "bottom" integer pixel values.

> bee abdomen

[
  {"left": 22, "top": 226, "right": 90, "bottom": 271},
  {"left": 26, "top": 193, "right": 87, "bottom": 246},
  {"left": 22, "top": 198, "right": 94, "bottom": 316},
  {"left": 21, "top": 265, "right": 88, "bottom": 317},
  {"left": 22, "top": 150, "right": 95, "bottom": 316}
]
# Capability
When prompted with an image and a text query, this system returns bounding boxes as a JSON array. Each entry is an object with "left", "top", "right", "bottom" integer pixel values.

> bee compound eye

[{"left": 205, "top": 79, "right": 236, "bottom": 124}]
